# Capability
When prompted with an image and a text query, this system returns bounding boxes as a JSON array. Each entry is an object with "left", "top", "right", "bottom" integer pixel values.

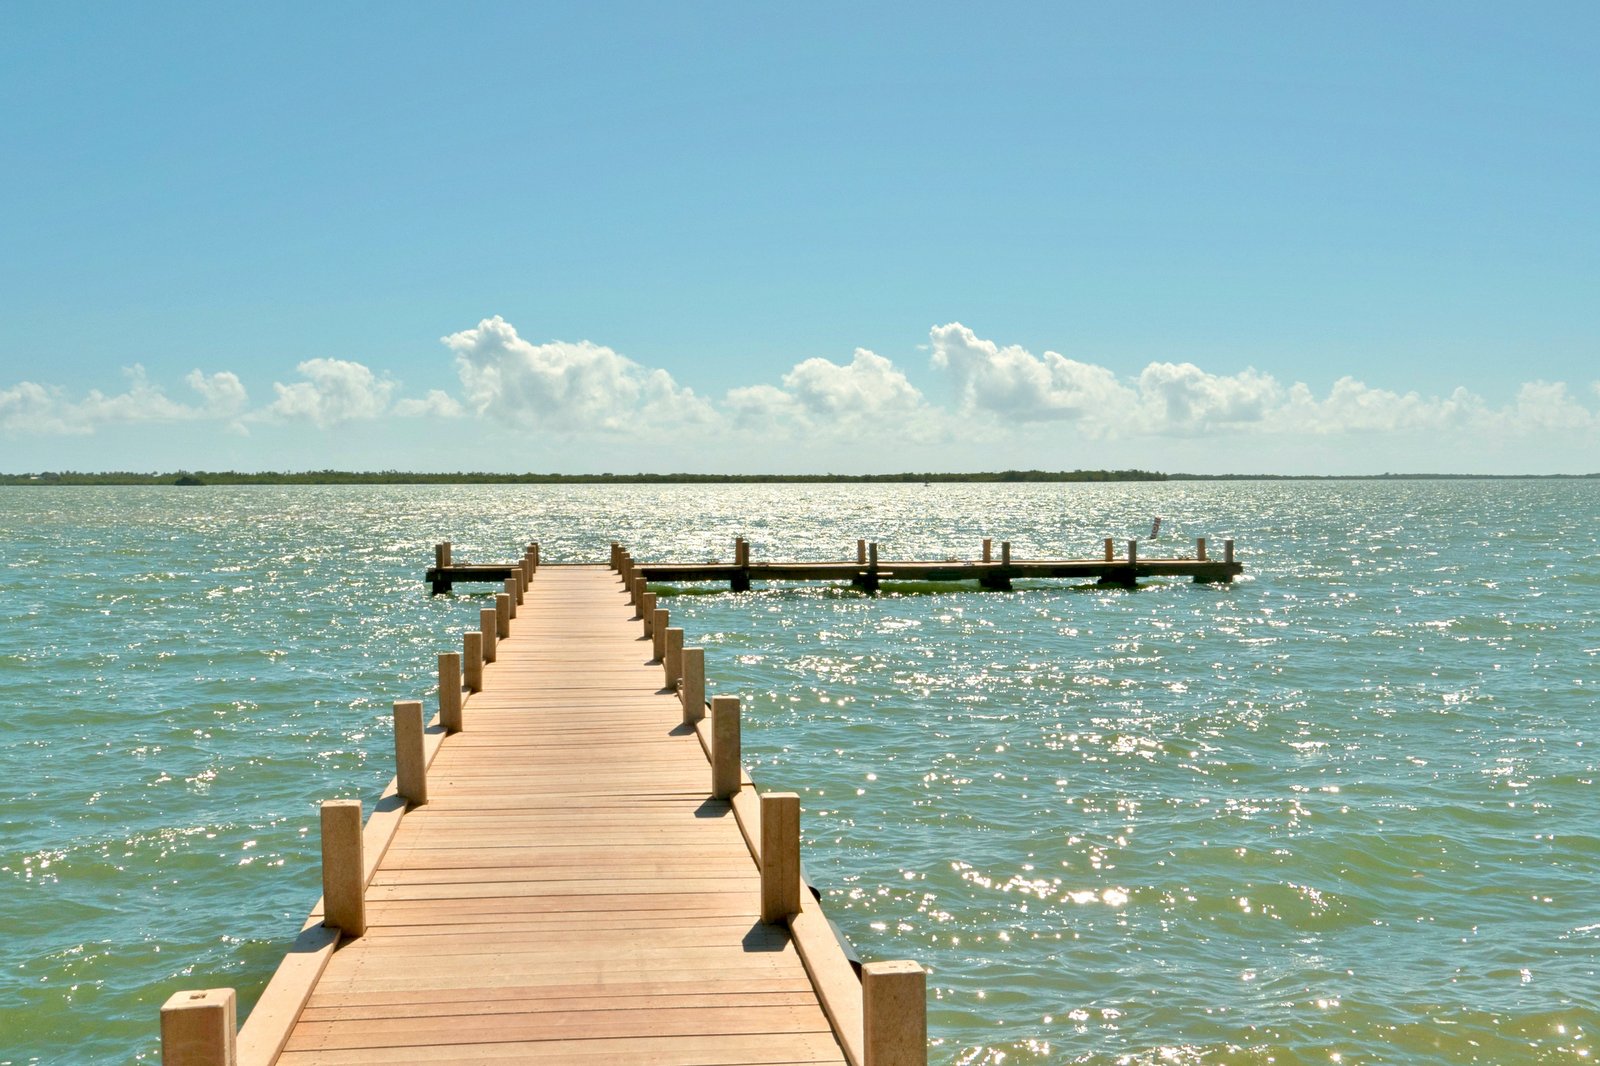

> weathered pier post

[
  {"left": 480, "top": 607, "right": 498, "bottom": 664},
  {"left": 640, "top": 591, "right": 657, "bottom": 638},
  {"left": 664, "top": 627, "right": 684, "bottom": 689},
  {"left": 1128, "top": 539, "right": 1138, "bottom": 568},
  {"left": 528, "top": 542, "right": 539, "bottom": 569},
  {"left": 1197, "top": 537, "right": 1207, "bottom": 561},
  {"left": 863, "top": 960, "right": 928, "bottom": 1066},
  {"left": 760, "top": 792, "right": 801, "bottom": 924},
  {"left": 1104, "top": 537, "right": 1114, "bottom": 562},
  {"left": 732, "top": 537, "right": 752, "bottom": 592},
  {"left": 852, "top": 540, "right": 881, "bottom": 592},
  {"left": 652, "top": 607, "right": 669, "bottom": 662},
  {"left": 439, "top": 651, "right": 462, "bottom": 732},
  {"left": 681, "top": 647, "right": 705, "bottom": 724},
  {"left": 632, "top": 576, "right": 647, "bottom": 613},
  {"left": 393, "top": 700, "right": 427, "bottom": 807},
  {"left": 711, "top": 695, "right": 741, "bottom": 799},
  {"left": 463, "top": 631, "right": 483, "bottom": 692},
  {"left": 1225, "top": 539, "right": 1235, "bottom": 564},
  {"left": 160, "top": 988, "right": 238, "bottom": 1066},
  {"left": 320, "top": 799, "right": 366, "bottom": 937},
  {"left": 503, "top": 577, "right": 519, "bottom": 616},
  {"left": 495, "top": 593, "right": 511, "bottom": 640},
  {"left": 982, "top": 538, "right": 992, "bottom": 563},
  {"left": 857, "top": 539, "right": 867, "bottom": 565}
]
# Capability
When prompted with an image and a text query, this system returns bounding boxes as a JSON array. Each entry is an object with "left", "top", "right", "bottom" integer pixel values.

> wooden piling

[
  {"left": 495, "top": 593, "right": 511, "bottom": 639},
  {"left": 320, "top": 799, "right": 365, "bottom": 937},
  {"left": 438, "top": 652, "right": 462, "bottom": 731},
  {"left": 711, "top": 695, "right": 741, "bottom": 799},
  {"left": 1000, "top": 541, "right": 1010, "bottom": 566},
  {"left": 529, "top": 542, "right": 540, "bottom": 569},
  {"left": 1225, "top": 539, "right": 1235, "bottom": 564},
  {"left": 393, "top": 700, "right": 427, "bottom": 807},
  {"left": 503, "top": 578, "right": 519, "bottom": 616},
  {"left": 982, "top": 538, "right": 992, "bottom": 563},
  {"left": 463, "top": 632, "right": 483, "bottom": 692},
  {"left": 681, "top": 647, "right": 705, "bottom": 724},
  {"left": 1128, "top": 539, "right": 1138, "bottom": 567},
  {"left": 863, "top": 960, "right": 927, "bottom": 1066},
  {"left": 651, "top": 607, "right": 669, "bottom": 662},
  {"left": 439, "top": 541, "right": 452, "bottom": 567},
  {"left": 433, "top": 542, "right": 446, "bottom": 570},
  {"left": 1197, "top": 536, "right": 1208, "bottom": 561},
  {"left": 640, "top": 591, "right": 657, "bottom": 638},
  {"left": 1104, "top": 537, "right": 1114, "bottom": 562},
  {"left": 480, "top": 607, "right": 497, "bottom": 664},
  {"left": 664, "top": 627, "right": 684, "bottom": 689},
  {"left": 160, "top": 987, "right": 238, "bottom": 1066},
  {"left": 760, "top": 792, "right": 801, "bottom": 924},
  {"left": 857, "top": 539, "right": 867, "bottom": 565},
  {"left": 632, "top": 576, "right": 647, "bottom": 612}
]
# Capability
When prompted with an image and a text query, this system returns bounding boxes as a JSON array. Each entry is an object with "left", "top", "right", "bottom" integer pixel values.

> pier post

[
  {"left": 610, "top": 541, "right": 620, "bottom": 570},
  {"left": 760, "top": 792, "right": 801, "bottom": 924},
  {"left": 159, "top": 988, "right": 238, "bottom": 1066},
  {"left": 393, "top": 700, "right": 427, "bottom": 807},
  {"left": 1225, "top": 539, "right": 1235, "bottom": 564},
  {"left": 863, "top": 960, "right": 927, "bottom": 1066},
  {"left": 433, "top": 542, "right": 446, "bottom": 569},
  {"left": 529, "top": 542, "right": 540, "bottom": 569},
  {"left": 681, "top": 648, "right": 705, "bottom": 724},
  {"left": 1128, "top": 539, "right": 1138, "bottom": 567},
  {"left": 732, "top": 537, "right": 752, "bottom": 592},
  {"left": 463, "top": 632, "right": 483, "bottom": 692},
  {"left": 1000, "top": 541, "right": 1010, "bottom": 566},
  {"left": 982, "top": 538, "right": 992, "bottom": 563},
  {"left": 857, "top": 539, "right": 867, "bottom": 565},
  {"left": 480, "top": 607, "right": 498, "bottom": 664},
  {"left": 664, "top": 627, "right": 684, "bottom": 689},
  {"left": 711, "top": 695, "right": 741, "bottom": 799},
  {"left": 652, "top": 608, "right": 669, "bottom": 662},
  {"left": 320, "top": 799, "right": 366, "bottom": 937},
  {"left": 439, "top": 652, "right": 462, "bottom": 731},
  {"left": 632, "top": 576, "right": 646, "bottom": 612},
  {"left": 640, "top": 592, "right": 657, "bottom": 638},
  {"left": 440, "top": 541, "right": 452, "bottom": 567},
  {"left": 495, "top": 593, "right": 511, "bottom": 639},
  {"left": 1197, "top": 537, "right": 1207, "bottom": 561},
  {"left": 1104, "top": 537, "right": 1114, "bottom": 562},
  {"left": 503, "top": 578, "right": 519, "bottom": 616}
]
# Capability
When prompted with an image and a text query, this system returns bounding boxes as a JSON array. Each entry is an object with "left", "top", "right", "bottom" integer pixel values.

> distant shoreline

[{"left": 2, "top": 469, "right": 1596, "bottom": 486}]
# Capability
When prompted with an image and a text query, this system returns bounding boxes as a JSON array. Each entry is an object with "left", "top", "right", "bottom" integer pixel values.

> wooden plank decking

[{"left": 271, "top": 565, "right": 849, "bottom": 1065}]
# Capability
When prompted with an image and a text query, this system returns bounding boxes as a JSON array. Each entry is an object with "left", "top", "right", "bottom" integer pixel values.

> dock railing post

[
  {"left": 664, "top": 627, "right": 684, "bottom": 689},
  {"left": 711, "top": 695, "right": 741, "bottom": 799},
  {"left": 463, "top": 631, "right": 483, "bottom": 692},
  {"left": 1128, "top": 539, "right": 1138, "bottom": 567},
  {"left": 760, "top": 792, "right": 801, "bottom": 924},
  {"left": 681, "top": 648, "right": 705, "bottom": 724},
  {"left": 1197, "top": 537, "right": 1207, "bottom": 561},
  {"left": 495, "top": 593, "right": 511, "bottom": 639},
  {"left": 529, "top": 542, "right": 540, "bottom": 569},
  {"left": 863, "top": 960, "right": 927, "bottom": 1066},
  {"left": 857, "top": 539, "right": 867, "bottom": 565},
  {"left": 393, "top": 700, "right": 427, "bottom": 807},
  {"left": 652, "top": 607, "right": 669, "bottom": 662},
  {"left": 439, "top": 652, "right": 463, "bottom": 731},
  {"left": 440, "top": 541, "right": 452, "bottom": 567},
  {"left": 503, "top": 578, "right": 519, "bottom": 616},
  {"left": 1104, "top": 537, "right": 1114, "bottom": 562},
  {"left": 1225, "top": 539, "right": 1235, "bottom": 564},
  {"left": 632, "top": 577, "right": 647, "bottom": 614},
  {"left": 640, "top": 591, "right": 657, "bottom": 638},
  {"left": 1000, "top": 541, "right": 1010, "bottom": 566},
  {"left": 320, "top": 799, "right": 366, "bottom": 937},
  {"left": 480, "top": 607, "right": 498, "bottom": 664},
  {"left": 159, "top": 988, "right": 238, "bottom": 1066},
  {"left": 869, "top": 541, "right": 879, "bottom": 570},
  {"left": 982, "top": 538, "right": 992, "bottom": 563},
  {"left": 433, "top": 542, "right": 446, "bottom": 569}
]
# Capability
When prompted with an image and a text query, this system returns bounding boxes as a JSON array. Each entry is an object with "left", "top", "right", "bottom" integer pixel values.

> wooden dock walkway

[{"left": 161, "top": 558, "right": 923, "bottom": 1066}]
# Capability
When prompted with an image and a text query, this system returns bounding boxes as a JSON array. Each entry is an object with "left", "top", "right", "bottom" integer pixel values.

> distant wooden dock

[
  {"left": 428, "top": 536, "right": 1241, "bottom": 596},
  {"left": 160, "top": 549, "right": 924, "bottom": 1065}
]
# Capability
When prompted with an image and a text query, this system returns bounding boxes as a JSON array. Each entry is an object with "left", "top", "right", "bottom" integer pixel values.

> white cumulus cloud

[
  {"left": 929, "top": 322, "right": 1134, "bottom": 425},
  {"left": 443, "top": 315, "right": 712, "bottom": 431},
  {"left": 1, "top": 365, "right": 251, "bottom": 435},
  {"left": 728, "top": 348, "right": 929, "bottom": 434},
  {"left": 266, "top": 358, "right": 396, "bottom": 427}
]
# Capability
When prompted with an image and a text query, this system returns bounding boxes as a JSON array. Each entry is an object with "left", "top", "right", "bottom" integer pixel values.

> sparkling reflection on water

[{"left": 1, "top": 481, "right": 1597, "bottom": 1064}]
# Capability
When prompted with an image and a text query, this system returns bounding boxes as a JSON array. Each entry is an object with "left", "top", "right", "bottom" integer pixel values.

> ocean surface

[{"left": 1, "top": 481, "right": 1596, "bottom": 1064}]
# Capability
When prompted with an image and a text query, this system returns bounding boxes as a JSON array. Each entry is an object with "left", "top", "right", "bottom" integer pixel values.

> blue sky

[{"left": 2, "top": 3, "right": 1597, "bottom": 473}]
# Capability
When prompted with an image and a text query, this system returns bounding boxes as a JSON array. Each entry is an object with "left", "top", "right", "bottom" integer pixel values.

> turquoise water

[{"left": 2, "top": 482, "right": 1596, "bottom": 1064}]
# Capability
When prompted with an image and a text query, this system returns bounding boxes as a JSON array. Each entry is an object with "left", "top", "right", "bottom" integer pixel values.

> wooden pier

[
  {"left": 161, "top": 547, "right": 923, "bottom": 1065},
  {"left": 618, "top": 535, "right": 1240, "bottom": 593}
]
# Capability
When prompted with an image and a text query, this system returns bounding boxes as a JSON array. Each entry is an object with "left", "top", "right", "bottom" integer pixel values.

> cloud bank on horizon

[{"left": 3, "top": 317, "right": 1598, "bottom": 473}]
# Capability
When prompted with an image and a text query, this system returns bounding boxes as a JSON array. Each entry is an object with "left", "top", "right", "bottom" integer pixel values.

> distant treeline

[
  {"left": 4, "top": 469, "right": 1168, "bottom": 486},
  {"left": 2, "top": 469, "right": 1593, "bottom": 486}
]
